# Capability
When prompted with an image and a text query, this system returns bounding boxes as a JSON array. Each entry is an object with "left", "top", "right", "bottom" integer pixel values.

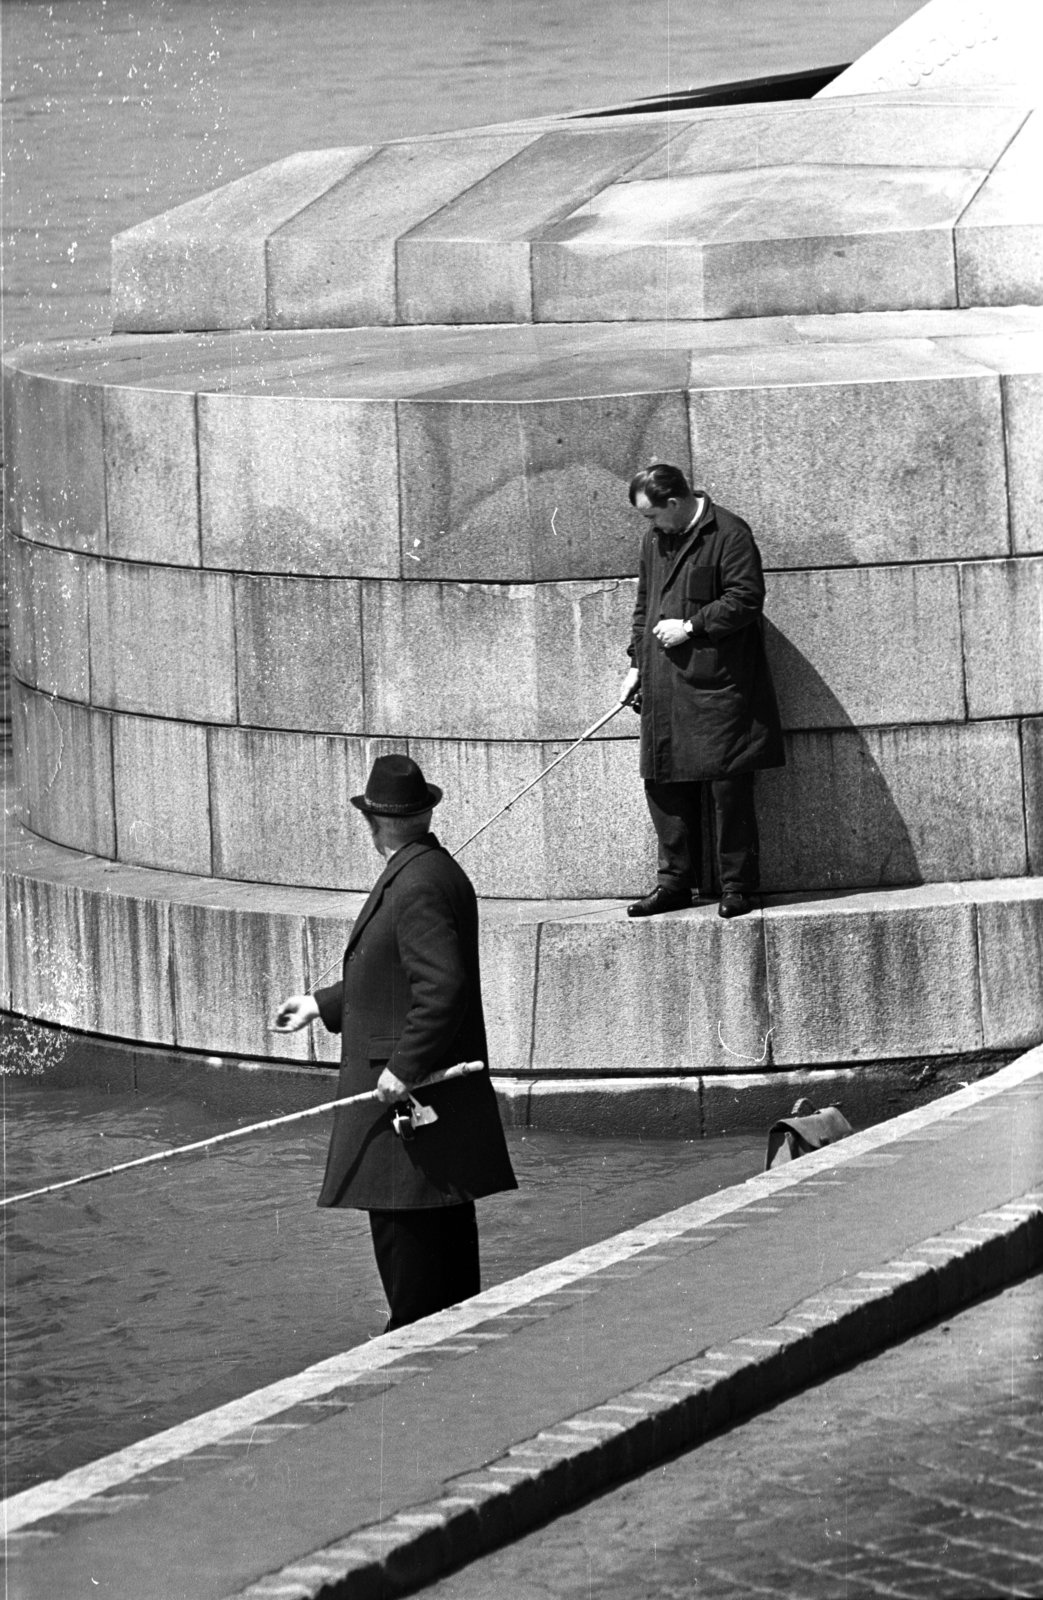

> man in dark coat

[
  {"left": 274, "top": 754, "right": 516, "bottom": 1329},
  {"left": 619, "top": 463, "right": 784, "bottom": 920}
]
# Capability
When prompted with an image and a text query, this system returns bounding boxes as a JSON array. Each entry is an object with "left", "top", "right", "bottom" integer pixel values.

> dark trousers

[
  {"left": 369, "top": 1202, "right": 480, "bottom": 1331},
  {"left": 645, "top": 774, "right": 760, "bottom": 895}
]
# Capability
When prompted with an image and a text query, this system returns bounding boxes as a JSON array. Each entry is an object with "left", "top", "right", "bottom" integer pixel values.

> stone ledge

[
  {"left": 227, "top": 1187, "right": 1043, "bottom": 1600},
  {"left": 4, "top": 818, "right": 1041, "bottom": 1072}
]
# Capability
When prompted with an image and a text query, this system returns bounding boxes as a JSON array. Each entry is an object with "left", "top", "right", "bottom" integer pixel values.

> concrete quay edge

[
  {"left": 5, "top": 1045, "right": 1042, "bottom": 1595},
  {"left": 230, "top": 1188, "right": 1043, "bottom": 1600}
]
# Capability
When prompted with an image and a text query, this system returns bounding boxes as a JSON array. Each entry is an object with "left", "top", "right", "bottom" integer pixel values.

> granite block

[
  {"left": 535, "top": 165, "right": 978, "bottom": 322},
  {"left": 531, "top": 910, "right": 769, "bottom": 1074},
  {"left": 234, "top": 574, "right": 364, "bottom": 732},
  {"left": 103, "top": 384, "right": 200, "bottom": 565},
  {"left": 1004, "top": 374, "right": 1043, "bottom": 556},
  {"left": 757, "top": 721, "right": 1027, "bottom": 893},
  {"left": 304, "top": 909, "right": 366, "bottom": 1065},
  {"left": 88, "top": 559, "right": 236, "bottom": 722},
  {"left": 425, "top": 735, "right": 653, "bottom": 899},
  {"left": 4, "top": 364, "right": 106, "bottom": 551},
  {"left": 478, "top": 918, "right": 539, "bottom": 1076},
  {"left": 113, "top": 713, "right": 212, "bottom": 876},
  {"left": 629, "top": 103, "right": 1024, "bottom": 177},
  {"left": 397, "top": 391, "right": 689, "bottom": 581},
  {"left": 397, "top": 125, "right": 671, "bottom": 324},
  {"left": 198, "top": 393, "right": 399, "bottom": 577},
  {"left": 764, "top": 897, "right": 982, "bottom": 1064},
  {"left": 208, "top": 726, "right": 405, "bottom": 890},
  {"left": 960, "top": 558, "right": 1043, "bottom": 717},
  {"left": 1023, "top": 718, "right": 1043, "bottom": 876},
  {"left": 14, "top": 685, "right": 115, "bottom": 857},
  {"left": 267, "top": 134, "right": 535, "bottom": 328},
  {"left": 765, "top": 563, "right": 964, "bottom": 731},
  {"left": 6, "top": 536, "right": 90, "bottom": 701},
  {"left": 361, "top": 577, "right": 635, "bottom": 739},
  {"left": 170, "top": 900, "right": 311, "bottom": 1060},
  {"left": 956, "top": 110, "right": 1043, "bottom": 308},
  {"left": 688, "top": 374, "right": 1008, "bottom": 568},
  {"left": 6, "top": 872, "right": 173, "bottom": 1043},
  {"left": 976, "top": 889, "right": 1043, "bottom": 1050},
  {"left": 111, "top": 148, "right": 373, "bottom": 333}
]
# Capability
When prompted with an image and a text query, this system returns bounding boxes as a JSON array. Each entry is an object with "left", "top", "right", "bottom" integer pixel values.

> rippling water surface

[
  {"left": 3, "top": 1067, "right": 763, "bottom": 1497},
  {"left": 1, "top": 0, "right": 921, "bottom": 350}
]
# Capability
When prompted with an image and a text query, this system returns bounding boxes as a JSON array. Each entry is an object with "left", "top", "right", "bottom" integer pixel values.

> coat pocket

[
  {"left": 684, "top": 567, "right": 716, "bottom": 606},
  {"left": 367, "top": 1035, "right": 397, "bottom": 1066}
]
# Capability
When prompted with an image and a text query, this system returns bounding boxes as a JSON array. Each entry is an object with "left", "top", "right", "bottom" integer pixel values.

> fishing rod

[
  {"left": 309, "top": 699, "right": 626, "bottom": 991},
  {"left": 1, "top": 1061, "right": 484, "bottom": 1210}
]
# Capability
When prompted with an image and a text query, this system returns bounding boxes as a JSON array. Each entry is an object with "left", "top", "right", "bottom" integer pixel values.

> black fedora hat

[{"left": 351, "top": 754, "right": 442, "bottom": 817}]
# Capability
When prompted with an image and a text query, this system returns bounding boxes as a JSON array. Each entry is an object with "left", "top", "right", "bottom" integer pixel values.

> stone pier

[{"left": 4, "top": 9, "right": 1043, "bottom": 1104}]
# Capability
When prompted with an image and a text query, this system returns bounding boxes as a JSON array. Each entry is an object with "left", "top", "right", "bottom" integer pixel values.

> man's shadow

[{"left": 700, "top": 623, "right": 921, "bottom": 899}]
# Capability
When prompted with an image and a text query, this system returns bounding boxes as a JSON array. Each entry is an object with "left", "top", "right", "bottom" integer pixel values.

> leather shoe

[
  {"left": 627, "top": 886, "right": 692, "bottom": 918},
  {"left": 718, "top": 892, "right": 753, "bottom": 919}
]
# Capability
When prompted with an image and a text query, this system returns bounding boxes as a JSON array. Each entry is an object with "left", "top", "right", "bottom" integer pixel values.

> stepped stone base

[{"left": 5, "top": 814, "right": 1041, "bottom": 1085}]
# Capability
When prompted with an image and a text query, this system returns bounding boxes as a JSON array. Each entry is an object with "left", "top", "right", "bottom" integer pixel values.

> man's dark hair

[{"left": 628, "top": 463, "right": 692, "bottom": 507}]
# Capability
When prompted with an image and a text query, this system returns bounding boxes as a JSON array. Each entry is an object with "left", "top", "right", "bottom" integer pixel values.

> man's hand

[
  {"left": 618, "top": 667, "right": 641, "bottom": 707},
  {"left": 271, "top": 994, "right": 320, "bottom": 1032},
  {"left": 653, "top": 618, "right": 689, "bottom": 650},
  {"left": 374, "top": 1067, "right": 409, "bottom": 1104}
]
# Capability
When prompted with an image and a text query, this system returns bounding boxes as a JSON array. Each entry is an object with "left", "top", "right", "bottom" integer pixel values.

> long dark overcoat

[
  {"left": 314, "top": 835, "right": 517, "bottom": 1211},
  {"left": 630, "top": 496, "right": 785, "bottom": 782}
]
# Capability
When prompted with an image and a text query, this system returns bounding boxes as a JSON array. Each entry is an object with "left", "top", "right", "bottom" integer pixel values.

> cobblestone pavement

[{"left": 420, "top": 1270, "right": 1043, "bottom": 1599}]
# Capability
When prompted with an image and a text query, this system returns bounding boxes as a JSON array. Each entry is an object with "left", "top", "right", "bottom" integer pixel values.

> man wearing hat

[{"left": 274, "top": 754, "right": 517, "bottom": 1330}]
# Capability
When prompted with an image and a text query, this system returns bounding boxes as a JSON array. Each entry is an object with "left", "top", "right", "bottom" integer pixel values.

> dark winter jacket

[{"left": 629, "top": 496, "right": 785, "bottom": 782}]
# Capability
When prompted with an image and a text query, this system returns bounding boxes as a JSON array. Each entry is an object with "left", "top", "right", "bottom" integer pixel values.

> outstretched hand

[{"left": 271, "top": 994, "right": 320, "bottom": 1032}]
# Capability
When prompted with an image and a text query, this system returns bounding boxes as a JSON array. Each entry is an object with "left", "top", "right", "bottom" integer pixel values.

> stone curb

[{"left": 227, "top": 1189, "right": 1043, "bottom": 1600}]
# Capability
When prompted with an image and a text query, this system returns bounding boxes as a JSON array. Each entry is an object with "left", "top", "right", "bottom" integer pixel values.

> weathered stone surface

[
  {"left": 820, "top": 1, "right": 1041, "bottom": 99},
  {"left": 956, "top": 109, "right": 1043, "bottom": 308},
  {"left": 1023, "top": 717, "right": 1043, "bottom": 875},
  {"left": 631, "top": 102, "right": 1023, "bottom": 177},
  {"left": 198, "top": 393, "right": 399, "bottom": 577},
  {"left": 13, "top": 686, "right": 115, "bottom": 857},
  {"left": 758, "top": 721, "right": 1027, "bottom": 892},
  {"left": 170, "top": 898, "right": 311, "bottom": 1060},
  {"left": 361, "top": 577, "right": 636, "bottom": 739},
  {"left": 763, "top": 890, "right": 982, "bottom": 1064},
  {"left": 424, "top": 736, "right": 654, "bottom": 899},
  {"left": 113, "top": 714, "right": 212, "bottom": 876},
  {"left": 304, "top": 905, "right": 367, "bottom": 1065},
  {"left": 6, "top": 869, "right": 174, "bottom": 1043},
  {"left": 267, "top": 133, "right": 536, "bottom": 329},
  {"left": 535, "top": 165, "right": 980, "bottom": 323},
  {"left": 960, "top": 558, "right": 1043, "bottom": 716},
  {"left": 531, "top": 908, "right": 769, "bottom": 1074},
  {"left": 103, "top": 384, "right": 201, "bottom": 565},
  {"left": 88, "top": 559, "right": 236, "bottom": 722},
  {"left": 1004, "top": 374, "right": 1043, "bottom": 555},
  {"left": 3, "top": 362, "right": 106, "bottom": 551},
  {"left": 111, "top": 148, "right": 373, "bottom": 333},
  {"left": 478, "top": 916, "right": 540, "bottom": 1076},
  {"left": 7, "top": 537, "right": 91, "bottom": 702},
  {"left": 689, "top": 371, "right": 1008, "bottom": 568},
  {"left": 397, "top": 391, "right": 689, "bottom": 581},
  {"left": 208, "top": 727, "right": 406, "bottom": 890},
  {"left": 973, "top": 881, "right": 1043, "bottom": 1049},
  {"left": 765, "top": 563, "right": 964, "bottom": 730},
  {"left": 235, "top": 575, "right": 364, "bottom": 732},
  {"left": 398, "top": 124, "right": 671, "bottom": 324}
]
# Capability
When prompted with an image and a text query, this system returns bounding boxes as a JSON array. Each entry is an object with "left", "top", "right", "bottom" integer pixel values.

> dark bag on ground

[{"left": 765, "top": 1096, "right": 853, "bottom": 1170}]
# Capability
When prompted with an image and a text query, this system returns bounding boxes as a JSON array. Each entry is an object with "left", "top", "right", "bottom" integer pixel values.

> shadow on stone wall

[{"left": 755, "top": 622, "right": 921, "bottom": 894}]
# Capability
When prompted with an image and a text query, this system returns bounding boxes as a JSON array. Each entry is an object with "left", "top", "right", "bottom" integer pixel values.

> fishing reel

[{"left": 391, "top": 1095, "right": 439, "bottom": 1142}]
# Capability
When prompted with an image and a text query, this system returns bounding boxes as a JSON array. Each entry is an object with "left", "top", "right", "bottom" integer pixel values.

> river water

[{"left": 1, "top": 0, "right": 921, "bottom": 351}]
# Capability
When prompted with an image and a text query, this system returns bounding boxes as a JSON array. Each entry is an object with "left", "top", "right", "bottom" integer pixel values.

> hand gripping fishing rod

[{"left": 1, "top": 1061, "right": 484, "bottom": 1210}]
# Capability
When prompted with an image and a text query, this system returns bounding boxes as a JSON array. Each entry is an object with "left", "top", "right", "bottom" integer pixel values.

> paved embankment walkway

[{"left": 5, "top": 1049, "right": 1043, "bottom": 1600}]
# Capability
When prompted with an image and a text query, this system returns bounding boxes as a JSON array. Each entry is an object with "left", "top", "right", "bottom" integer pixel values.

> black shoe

[
  {"left": 718, "top": 892, "right": 753, "bottom": 919},
  {"left": 627, "top": 886, "right": 692, "bottom": 918}
]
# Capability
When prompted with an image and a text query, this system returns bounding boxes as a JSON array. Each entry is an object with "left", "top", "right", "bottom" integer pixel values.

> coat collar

[
  {"left": 347, "top": 834, "right": 441, "bottom": 950},
  {"left": 660, "top": 495, "right": 716, "bottom": 591}
]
